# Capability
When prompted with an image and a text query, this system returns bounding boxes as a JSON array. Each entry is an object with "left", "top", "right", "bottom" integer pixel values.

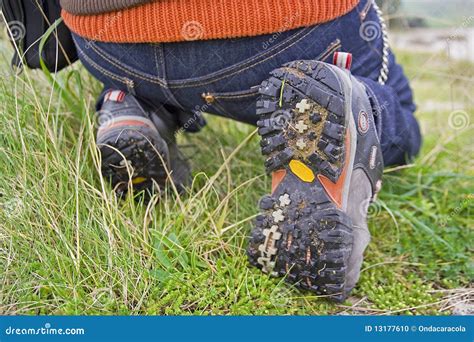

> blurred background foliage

[{"left": 376, "top": 0, "right": 474, "bottom": 28}]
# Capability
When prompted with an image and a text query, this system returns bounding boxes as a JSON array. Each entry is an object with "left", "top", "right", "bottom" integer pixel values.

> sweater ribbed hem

[{"left": 63, "top": 0, "right": 359, "bottom": 43}]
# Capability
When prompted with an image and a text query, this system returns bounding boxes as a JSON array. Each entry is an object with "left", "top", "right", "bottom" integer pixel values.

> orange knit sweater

[{"left": 62, "top": 0, "right": 359, "bottom": 43}]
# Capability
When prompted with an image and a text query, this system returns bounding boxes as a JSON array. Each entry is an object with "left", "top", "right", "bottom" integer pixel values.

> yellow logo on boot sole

[{"left": 289, "top": 160, "right": 315, "bottom": 182}]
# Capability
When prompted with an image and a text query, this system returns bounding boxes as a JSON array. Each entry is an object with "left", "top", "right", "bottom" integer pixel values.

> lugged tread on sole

[
  {"left": 256, "top": 65, "right": 347, "bottom": 182},
  {"left": 248, "top": 61, "right": 353, "bottom": 301},
  {"left": 98, "top": 128, "right": 169, "bottom": 197}
]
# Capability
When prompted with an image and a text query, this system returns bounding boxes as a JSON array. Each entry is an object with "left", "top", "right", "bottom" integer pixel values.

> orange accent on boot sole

[
  {"left": 100, "top": 120, "right": 151, "bottom": 132},
  {"left": 289, "top": 160, "right": 315, "bottom": 183},
  {"left": 317, "top": 132, "right": 351, "bottom": 209},
  {"left": 271, "top": 169, "right": 287, "bottom": 193}
]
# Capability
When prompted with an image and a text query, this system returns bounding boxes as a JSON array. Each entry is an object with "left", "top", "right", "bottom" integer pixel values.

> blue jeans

[{"left": 72, "top": 0, "right": 421, "bottom": 166}]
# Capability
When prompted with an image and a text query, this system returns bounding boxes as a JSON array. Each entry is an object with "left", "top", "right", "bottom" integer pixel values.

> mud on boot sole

[
  {"left": 248, "top": 61, "right": 354, "bottom": 301},
  {"left": 97, "top": 127, "right": 170, "bottom": 198}
]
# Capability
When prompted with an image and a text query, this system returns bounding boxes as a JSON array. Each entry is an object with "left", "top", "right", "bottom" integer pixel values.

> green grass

[{"left": 0, "top": 43, "right": 472, "bottom": 315}]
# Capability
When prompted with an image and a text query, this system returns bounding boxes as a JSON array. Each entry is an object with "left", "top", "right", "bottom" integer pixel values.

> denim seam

[
  {"left": 357, "top": 0, "right": 372, "bottom": 20},
  {"left": 76, "top": 44, "right": 130, "bottom": 86},
  {"left": 83, "top": 26, "right": 316, "bottom": 90},
  {"left": 89, "top": 42, "right": 167, "bottom": 86},
  {"left": 168, "top": 26, "right": 319, "bottom": 89},
  {"left": 156, "top": 44, "right": 186, "bottom": 108},
  {"left": 85, "top": 27, "right": 310, "bottom": 88},
  {"left": 212, "top": 91, "right": 259, "bottom": 100},
  {"left": 156, "top": 44, "right": 168, "bottom": 78},
  {"left": 153, "top": 44, "right": 163, "bottom": 78},
  {"left": 73, "top": 35, "right": 132, "bottom": 85}
]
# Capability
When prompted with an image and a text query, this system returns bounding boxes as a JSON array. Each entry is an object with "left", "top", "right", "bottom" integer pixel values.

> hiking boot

[
  {"left": 247, "top": 60, "right": 384, "bottom": 301},
  {"left": 96, "top": 90, "right": 191, "bottom": 197}
]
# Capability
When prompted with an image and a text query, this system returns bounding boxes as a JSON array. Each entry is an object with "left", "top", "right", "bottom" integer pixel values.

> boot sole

[
  {"left": 247, "top": 61, "right": 356, "bottom": 301},
  {"left": 97, "top": 126, "right": 169, "bottom": 197}
]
